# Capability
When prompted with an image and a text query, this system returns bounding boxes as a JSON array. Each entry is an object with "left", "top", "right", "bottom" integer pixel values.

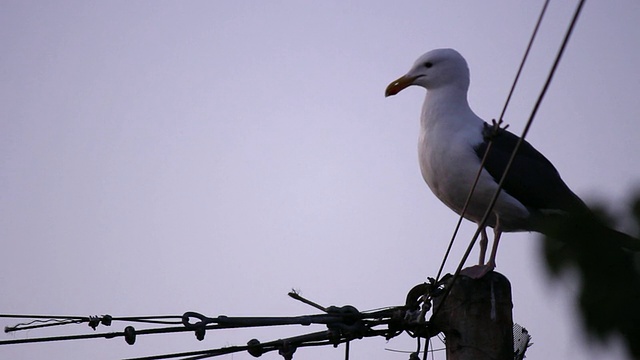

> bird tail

[{"left": 536, "top": 212, "right": 640, "bottom": 252}]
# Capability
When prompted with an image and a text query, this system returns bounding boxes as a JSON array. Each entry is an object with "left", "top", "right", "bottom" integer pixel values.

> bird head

[{"left": 385, "top": 48, "right": 470, "bottom": 97}]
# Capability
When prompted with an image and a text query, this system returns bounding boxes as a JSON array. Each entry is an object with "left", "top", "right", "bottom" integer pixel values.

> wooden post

[{"left": 431, "top": 272, "right": 513, "bottom": 360}]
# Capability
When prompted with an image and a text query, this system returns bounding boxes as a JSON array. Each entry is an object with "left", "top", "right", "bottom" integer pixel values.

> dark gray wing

[{"left": 473, "top": 122, "right": 587, "bottom": 214}]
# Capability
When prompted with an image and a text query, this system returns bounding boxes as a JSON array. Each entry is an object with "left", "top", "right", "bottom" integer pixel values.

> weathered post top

[{"left": 431, "top": 272, "right": 514, "bottom": 360}]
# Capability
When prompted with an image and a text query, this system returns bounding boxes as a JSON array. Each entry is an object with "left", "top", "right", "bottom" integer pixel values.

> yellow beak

[{"left": 385, "top": 75, "right": 421, "bottom": 97}]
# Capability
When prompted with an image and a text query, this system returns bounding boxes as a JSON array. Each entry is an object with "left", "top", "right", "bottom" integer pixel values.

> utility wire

[
  {"left": 0, "top": 306, "right": 402, "bottom": 347},
  {"left": 2, "top": 314, "right": 183, "bottom": 333},
  {"left": 433, "top": 0, "right": 587, "bottom": 319},
  {"left": 435, "top": 0, "right": 551, "bottom": 281}
]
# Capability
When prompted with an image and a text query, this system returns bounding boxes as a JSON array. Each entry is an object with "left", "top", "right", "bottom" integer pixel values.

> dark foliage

[{"left": 541, "top": 196, "right": 640, "bottom": 359}]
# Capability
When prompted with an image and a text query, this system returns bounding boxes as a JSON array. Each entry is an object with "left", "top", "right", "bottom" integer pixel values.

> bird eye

[{"left": 424, "top": 62, "right": 433, "bottom": 68}]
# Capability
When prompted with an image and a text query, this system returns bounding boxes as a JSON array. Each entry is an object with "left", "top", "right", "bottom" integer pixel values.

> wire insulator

[
  {"left": 88, "top": 316, "right": 100, "bottom": 330},
  {"left": 247, "top": 338, "right": 264, "bottom": 357},
  {"left": 124, "top": 326, "right": 136, "bottom": 345},
  {"left": 278, "top": 342, "right": 296, "bottom": 360},
  {"left": 195, "top": 326, "right": 206, "bottom": 341},
  {"left": 101, "top": 315, "right": 112, "bottom": 327}
]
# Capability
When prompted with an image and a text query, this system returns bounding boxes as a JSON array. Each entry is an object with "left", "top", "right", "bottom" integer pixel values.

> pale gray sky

[{"left": 1, "top": 1, "right": 639, "bottom": 359}]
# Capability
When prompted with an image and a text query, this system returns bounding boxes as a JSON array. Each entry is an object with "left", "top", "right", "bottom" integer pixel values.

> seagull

[{"left": 385, "top": 48, "right": 640, "bottom": 278}]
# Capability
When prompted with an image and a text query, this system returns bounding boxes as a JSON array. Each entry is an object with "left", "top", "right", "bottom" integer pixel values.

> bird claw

[{"left": 460, "top": 264, "right": 495, "bottom": 279}]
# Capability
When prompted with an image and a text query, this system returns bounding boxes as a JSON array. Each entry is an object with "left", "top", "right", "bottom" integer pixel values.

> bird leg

[
  {"left": 485, "top": 218, "right": 502, "bottom": 271},
  {"left": 461, "top": 217, "right": 501, "bottom": 279},
  {"left": 478, "top": 227, "right": 488, "bottom": 265}
]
